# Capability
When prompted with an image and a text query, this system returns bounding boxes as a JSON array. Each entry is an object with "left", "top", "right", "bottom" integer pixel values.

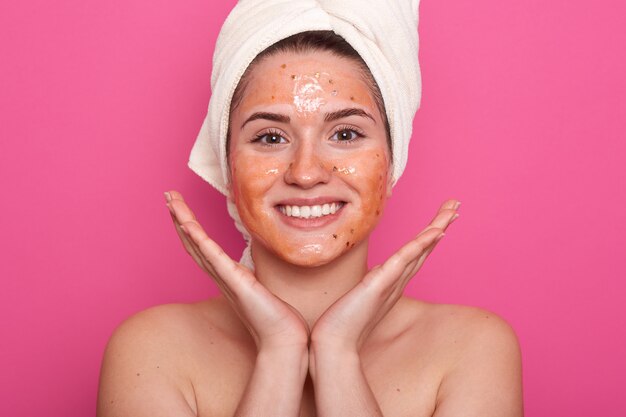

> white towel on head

[{"left": 188, "top": 0, "right": 422, "bottom": 268}]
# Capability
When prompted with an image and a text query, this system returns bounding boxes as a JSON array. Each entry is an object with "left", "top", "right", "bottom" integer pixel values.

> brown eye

[
  {"left": 338, "top": 130, "right": 353, "bottom": 140},
  {"left": 331, "top": 128, "right": 361, "bottom": 142},
  {"left": 266, "top": 134, "right": 283, "bottom": 144},
  {"left": 253, "top": 132, "right": 287, "bottom": 146}
]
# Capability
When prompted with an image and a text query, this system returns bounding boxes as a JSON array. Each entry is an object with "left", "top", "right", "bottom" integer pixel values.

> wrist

[
  {"left": 257, "top": 345, "right": 309, "bottom": 378},
  {"left": 310, "top": 336, "right": 359, "bottom": 357},
  {"left": 310, "top": 341, "right": 360, "bottom": 361},
  {"left": 309, "top": 342, "right": 361, "bottom": 383}
]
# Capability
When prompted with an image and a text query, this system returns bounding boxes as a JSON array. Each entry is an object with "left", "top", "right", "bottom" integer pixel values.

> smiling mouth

[{"left": 277, "top": 202, "right": 345, "bottom": 219}]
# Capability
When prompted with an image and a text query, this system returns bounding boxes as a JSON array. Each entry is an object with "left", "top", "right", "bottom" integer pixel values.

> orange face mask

[{"left": 228, "top": 50, "right": 392, "bottom": 267}]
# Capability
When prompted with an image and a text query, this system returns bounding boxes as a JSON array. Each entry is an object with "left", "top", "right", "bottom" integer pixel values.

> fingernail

[
  {"left": 435, "top": 232, "right": 446, "bottom": 243},
  {"left": 454, "top": 201, "right": 461, "bottom": 210},
  {"left": 450, "top": 213, "right": 460, "bottom": 224},
  {"left": 180, "top": 225, "right": 188, "bottom": 234},
  {"left": 164, "top": 191, "right": 172, "bottom": 203}
]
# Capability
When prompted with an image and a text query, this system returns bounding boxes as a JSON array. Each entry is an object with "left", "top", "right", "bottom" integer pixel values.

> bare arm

[
  {"left": 309, "top": 346, "right": 384, "bottom": 416},
  {"left": 234, "top": 347, "right": 309, "bottom": 416}
]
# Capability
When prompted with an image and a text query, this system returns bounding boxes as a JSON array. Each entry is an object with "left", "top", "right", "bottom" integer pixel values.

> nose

[{"left": 284, "top": 142, "right": 331, "bottom": 189}]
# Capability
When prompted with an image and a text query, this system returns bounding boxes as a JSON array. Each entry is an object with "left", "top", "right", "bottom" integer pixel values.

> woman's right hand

[{"left": 164, "top": 190, "right": 310, "bottom": 352}]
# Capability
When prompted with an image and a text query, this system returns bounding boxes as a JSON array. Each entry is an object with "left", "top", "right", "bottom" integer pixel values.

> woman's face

[{"left": 228, "top": 50, "right": 392, "bottom": 267}]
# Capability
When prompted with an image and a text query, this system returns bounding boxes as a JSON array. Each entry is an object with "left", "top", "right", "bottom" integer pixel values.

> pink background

[{"left": 1, "top": 0, "right": 625, "bottom": 415}]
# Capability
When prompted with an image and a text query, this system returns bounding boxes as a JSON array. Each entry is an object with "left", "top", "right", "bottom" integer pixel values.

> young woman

[{"left": 97, "top": 4, "right": 523, "bottom": 417}]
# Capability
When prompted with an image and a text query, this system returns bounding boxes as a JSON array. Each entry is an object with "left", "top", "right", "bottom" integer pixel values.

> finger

[
  {"left": 164, "top": 191, "right": 241, "bottom": 299},
  {"left": 365, "top": 227, "right": 443, "bottom": 293},
  {"left": 168, "top": 210, "right": 212, "bottom": 275},
  {"left": 439, "top": 199, "right": 460, "bottom": 211},
  {"left": 168, "top": 196, "right": 199, "bottom": 224},
  {"left": 402, "top": 231, "right": 446, "bottom": 280},
  {"left": 416, "top": 201, "right": 460, "bottom": 239},
  {"left": 396, "top": 227, "right": 444, "bottom": 267},
  {"left": 431, "top": 199, "right": 460, "bottom": 225},
  {"left": 372, "top": 232, "right": 444, "bottom": 306},
  {"left": 403, "top": 217, "right": 457, "bottom": 286},
  {"left": 371, "top": 201, "right": 459, "bottom": 297},
  {"left": 176, "top": 221, "right": 242, "bottom": 301},
  {"left": 359, "top": 232, "right": 445, "bottom": 331},
  {"left": 407, "top": 199, "right": 460, "bottom": 265},
  {"left": 167, "top": 198, "right": 213, "bottom": 269},
  {"left": 165, "top": 193, "right": 204, "bottom": 246},
  {"left": 166, "top": 190, "right": 186, "bottom": 202},
  {"left": 377, "top": 201, "right": 460, "bottom": 286},
  {"left": 163, "top": 193, "right": 220, "bottom": 277},
  {"left": 181, "top": 221, "right": 255, "bottom": 292}
]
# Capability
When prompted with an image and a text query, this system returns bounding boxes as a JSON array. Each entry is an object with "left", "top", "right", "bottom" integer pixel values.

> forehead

[{"left": 236, "top": 50, "right": 379, "bottom": 114}]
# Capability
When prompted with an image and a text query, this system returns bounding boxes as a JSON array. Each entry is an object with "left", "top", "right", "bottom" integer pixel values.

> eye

[
  {"left": 252, "top": 130, "right": 288, "bottom": 146},
  {"left": 330, "top": 126, "right": 364, "bottom": 143}
]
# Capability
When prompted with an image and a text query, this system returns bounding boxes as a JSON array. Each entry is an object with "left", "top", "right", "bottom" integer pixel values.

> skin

[
  {"left": 228, "top": 52, "right": 391, "bottom": 267},
  {"left": 97, "top": 51, "right": 523, "bottom": 417}
]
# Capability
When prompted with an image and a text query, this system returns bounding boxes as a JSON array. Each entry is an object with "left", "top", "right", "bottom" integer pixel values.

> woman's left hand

[{"left": 310, "top": 199, "right": 461, "bottom": 353}]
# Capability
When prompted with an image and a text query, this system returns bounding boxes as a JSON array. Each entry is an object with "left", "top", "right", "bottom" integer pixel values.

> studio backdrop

[{"left": 1, "top": 0, "right": 625, "bottom": 416}]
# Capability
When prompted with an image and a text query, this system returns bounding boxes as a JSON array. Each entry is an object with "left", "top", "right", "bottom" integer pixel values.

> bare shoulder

[
  {"left": 402, "top": 299, "right": 523, "bottom": 416},
  {"left": 411, "top": 300, "right": 520, "bottom": 344},
  {"left": 97, "top": 302, "right": 217, "bottom": 417},
  {"left": 398, "top": 298, "right": 520, "bottom": 347}
]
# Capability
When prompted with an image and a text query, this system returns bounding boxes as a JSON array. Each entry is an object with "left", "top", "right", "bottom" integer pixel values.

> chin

[
  {"left": 282, "top": 256, "right": 334, "bottom": 268},
  {"left": 277, "top": 250, "right": 339, "bottom": 268},
  {"left": 263, "top": 241, "right": 349, "bottom": 268}
]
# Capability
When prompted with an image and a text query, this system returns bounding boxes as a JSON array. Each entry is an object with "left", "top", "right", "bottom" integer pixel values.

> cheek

[
  {"left": 230, "top": 152, "right": 283, "bottom": 233},
  {"left": 360, "top": 150, "right": 390, "bottom": 217},
  {"left": 329, "top": 149, "right": 390, "bottom": 248}
]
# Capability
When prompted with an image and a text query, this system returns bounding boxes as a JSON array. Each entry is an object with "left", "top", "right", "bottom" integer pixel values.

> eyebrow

[
  {"left": 240, "top": 107, "right": 376, "bottom": 130},
  {"left": 241, "top": 112, "right": 290, "bottom": 129},
  {"left": 324, "top": 108, "right": 376, "bottom": 123}
]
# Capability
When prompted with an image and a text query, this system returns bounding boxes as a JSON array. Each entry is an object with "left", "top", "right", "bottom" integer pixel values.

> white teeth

[
  {"left": 279, "top": 202, "right": 344, "bottom": 219},
  {"left": 311, "top": 205, "right": 322, "bottom": 217}
]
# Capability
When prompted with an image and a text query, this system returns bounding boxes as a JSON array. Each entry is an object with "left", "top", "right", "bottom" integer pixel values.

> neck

[{"left": 250, "top": 239, "right": 369, "bottom": 330}]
